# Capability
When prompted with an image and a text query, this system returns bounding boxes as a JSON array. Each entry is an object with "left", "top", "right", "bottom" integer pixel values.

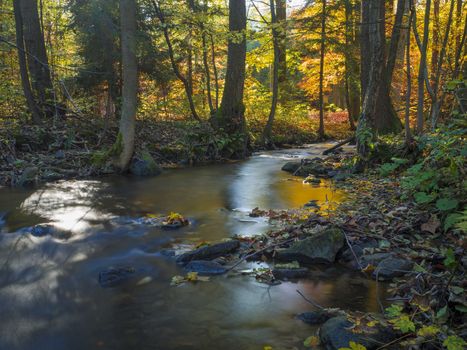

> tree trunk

[
  {"left": 212, "top": 0, "right": 247, "bottom": 158},
  {"left": 275, "top": 0, "right": 286, "bottom": 101},
  {"left": 13, "top": 0, "right": 42, "bottom": 123},
  {"left": 344, "top": 0, "right": 358, "bottom": 130},
  {"left": 19, "top": 0, "right": 54, "bottom": 117},
  {"left": 431, "top": 0, "right": 440, "bottom": 84},
  {"left": 356, "top": 0, "right": 385, "bottom": 171},
  {"left": 210, "top": 34, "right": 219, "bottom": 110},
  {"left": 416, "top": 0, "right": 431, "bottom": 134},
  {"left": 318, "top": 0, "right": 326, "bottom": 139},
  {"left": 405, "top": 10, "right": 412, "bottom": 145},
  {"left": 151, "top": 0, "right": 200, "bottom": 121},
  {"left": 262, "top": 0, "right": 280, "bottom": 147},
  {"left": 361, "top": 0, "right": 402, "bottom": 134},
  {"left": 116, "top": 0, "right": 138, "bottom": 171}
]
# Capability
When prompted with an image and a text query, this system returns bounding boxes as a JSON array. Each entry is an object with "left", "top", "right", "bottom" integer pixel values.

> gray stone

[
  {"left": 320, "top": 316, "right": 395, "bottom": 350},
  {"left": 130, "top": 152, "right": 162, "bottom": 177},
  {"left": 185, "top": 260, "right": 227, "bottom": 275},
  {"left": 176, "top": 240, "right": 240, "bottom": 264},
  {"left": 281, "top": 162, "right": 301, "bottom": 173},
  {"left": 372, "top": 257, "right": 414, "bottom": 280},
  {"left": 297, "top": 311, "right": 334, "bottom": 325},
  {"left": 276, "top": 227, "right": 344, "bottom": 264},
  {"left": 55, "top": 150, "right": 65, "bottom": 159},
  {"left": 17, "top": 167, "right": 38, "bottom": 187},
  {"left": 272, "top": 267, "right": 308, "bottom": 279},
  {"left": 98, "top": 266, "right": 136, "bottom": 288}
]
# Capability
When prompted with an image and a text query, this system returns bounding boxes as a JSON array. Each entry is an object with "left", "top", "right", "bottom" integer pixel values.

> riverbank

[{"left": 0, "top": 115, "right": 352, "bottom": 188}]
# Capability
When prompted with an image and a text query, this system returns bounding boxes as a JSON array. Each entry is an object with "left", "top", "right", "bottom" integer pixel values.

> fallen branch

[
  {"left": 322, "top": 136, "right": 355, "bottom": 155},
  {"left": 296, "top": 289, "right": 325, "bottom": 310}
]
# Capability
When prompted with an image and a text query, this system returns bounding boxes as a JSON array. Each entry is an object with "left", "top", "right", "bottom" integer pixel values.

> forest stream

[{"left": 0, "top": 144, "right": 386, "bottom": 350}]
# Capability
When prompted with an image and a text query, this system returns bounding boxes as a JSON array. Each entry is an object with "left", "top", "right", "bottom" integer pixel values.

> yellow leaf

[
  {"left": 303, "top": 335, "right": 320, "bottom": 348},
  {"left": 186, "top": 272, "right": 198, "bottom": 282}
]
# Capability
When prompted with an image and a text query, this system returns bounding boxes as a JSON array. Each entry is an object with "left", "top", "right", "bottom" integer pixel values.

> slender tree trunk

[
  {"left": 117, "top": 0, "right": 138, "bottom": 171},
  {"left": 318, "top": 0, "right": 326, "bottom": 139},
  {"left": 431, "top": 0, "right": 440, "bottom": 84},
  {"left": 262, "top": 0, "right": 280, "bottom": 147},
  {"left": 202, "top": 33, "right": 214, "bottom": 113},
  {"left": 356, "top": 0, "right": 385, "bottom": 171},
  {"left": 210, "top": 34, "right": 219, "bottom": 110},
  {"left": 275, "top": 0, "right": 286, "bottom": 101},
  {"left": 13, "top": 0, "right": 42, "bottom": 123},
  {"left": 416, "top": 0, "right": 431, "bottom": 134},
  {"left": 344, "top": 0, "right": 357, "bottom": 130},
  {"left": 212, "top": 0, "right": 247, "bottom": 157},
  {"left": 360, "top": 0, "right": 370, "bottom": 104},
  {"left": 405, "top": 11, "right": 412, "bottom": 145},
  {"left": 151, "top": 0, "right": 200, "bottom": 121},
  {"left": 19, "top": 0, "right": 54, "bottom": 117}
]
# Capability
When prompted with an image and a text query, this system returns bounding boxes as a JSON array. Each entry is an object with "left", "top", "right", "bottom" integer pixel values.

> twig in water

[
  {"left": 296, "top": 289, "right": 324, "bottom": 310},
  {"left": 341, "top": 229, "right": 363, "bottom": 270}
]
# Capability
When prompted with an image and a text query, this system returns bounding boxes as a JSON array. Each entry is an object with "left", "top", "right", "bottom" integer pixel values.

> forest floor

[{"left": 0, "top": 112, "right": 352, "bottom": 187}]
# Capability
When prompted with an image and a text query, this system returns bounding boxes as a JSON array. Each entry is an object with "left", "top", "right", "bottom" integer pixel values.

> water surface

[{"left": 0, "top": 144, "right": 382, "bottom": 350}]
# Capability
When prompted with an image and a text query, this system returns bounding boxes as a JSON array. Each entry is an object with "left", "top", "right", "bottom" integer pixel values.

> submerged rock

[
  {"left": 297, "top": 310, "right": 334, "bottom": 325},
  {"left": 30, "top": 223, "right": 71, "bottom": 240},
  {"left": 130, "top": 151, "right": 162, "bottom": 177},
  {"left": 185, "top": 260, "right": 227, "bottom": 275},
  {"left": 372, "top": 257, "right": 413, "bottom": 280},
  {"left": 320, "top": 316, "right": 395, "bottom": 350},
  {"left": 281, "top": 162, "right": 301, "bottom": 173},
  {"left": 276, "top": 227, "right": 344, "bottom": 264},
  {"left": 176, "top": 240, "right": 240, "bottom": 264},
  {"left": 98, "top": 266, "right": 136, "bottom": 288},
  {"left": 17, "top": 167, "right": 38, "bottom": 187},
  {"left": 272, "top": 267, "right": 308, "bottom": 279}
]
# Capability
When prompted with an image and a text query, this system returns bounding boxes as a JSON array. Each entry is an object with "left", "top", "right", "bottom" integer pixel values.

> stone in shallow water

[
  {"left": 372, "top": 257, "right": 413, "bottom": 281},
  {"left": 320, "top": 316, "right": 395, "bottom": 350},
  {"left": 276, "top": 227, "right": 344, "bottom": 264},
  {"left": 185, "top": 260, "right": 227, "bottom": 276},
  {"left": 272, "top": 267, "right": 308, "bottom": 279},
  {"left": 176, "top": 240, "right": 240, "bottom": 264},
  {"left": 297, "top": 311, "right": 334, "bottom": 325},
  {"left": 98, "top": 267, "right": 136, "bottom": 288}
]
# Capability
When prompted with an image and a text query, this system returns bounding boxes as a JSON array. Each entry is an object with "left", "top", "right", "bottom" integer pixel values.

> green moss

[{"left": 91, "top": 132, "right": 123, "bottom": 166}]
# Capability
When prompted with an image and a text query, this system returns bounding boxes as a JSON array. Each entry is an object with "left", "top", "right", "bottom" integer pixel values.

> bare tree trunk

[
  {"left": 19, "top": 0, "right": 54, "bottom": 117},
  {"left": 318, "top": 0, "right": 326, "bottom": 139},
  {"left": 116, "top": 0, "right": 138, "bottom": 171},
  {"left": 430, "top": 0, "right": 455, "bottom": 129},
  {"left": 151, "top": 0, "right": 200, "bottom": 121},
  {"left": 356, "top": 0, "right": 385, "bottom": 171},
  {"left": 210, "top": 34, "right": 219, "bottom": 110},
  {"left": 344, "top": 0, "right": 357, "bottom": 130},
  {"left": 212, "top": 0, "right": 247, "bottom": 157},
  {"left": 275, "top": 0, "right": 286, "bottom": 101},
  {"left": 360, "top": 0, "right": 370, "bottom": 104},
  {"left": 405, "top": 10, "right": 412, "bottom": 145},
  {"left": 262, "top": 0, "right": 280, "bottom": 147},
  {"left": 13, "top": 0, "right": 42, "bottom": 123},
  {"left": 416, "top": 0, "right": 431, "bottom": 134},
  {"left": 431, "top": 0, "right": 440, "bottom": 84}
]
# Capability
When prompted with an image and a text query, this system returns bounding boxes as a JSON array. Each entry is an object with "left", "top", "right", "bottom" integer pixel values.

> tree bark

[
  {"left": 405, "top": 10, "right": 412, "bottom": 145},
  {"left": 13, "top": 0, "right": 42, "bottom": 123},
  {"left": 19, "top": 0, "right": 54, "bottom": 117},
  {"left": 275, "top": 0, "right": 286, "bottom": 100},
  {"left": 262, "top": 0, "right": 280, "bottom": 147},
  {"left": 117, "top": 0, "right": 138, "bottom": 171},
  {"left": 212, "top": 0, "right": 248, "bottom": 157},
  {"left": 416, "top": 0, "right": 431, "bottom": 134},
  {"left": 356, "top": 0, "right": 385, "bottom": 171},
  {"left": 344, "top": 0, "right": 358, "bottom": 130},
  {"left": 210, "top": 34, "right": 219, "bottom": 110},
  {"left": 318, "top": 0, "right": 326, "bottom": 139}
]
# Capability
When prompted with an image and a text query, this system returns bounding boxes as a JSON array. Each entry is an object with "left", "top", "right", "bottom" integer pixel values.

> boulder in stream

[
  {"left": 98, "top": 266, "right": 137, "bottom": 288},
  {"left": 176, "top": 240, "right": 240, "bottom": 264},
  {"left": 297, "top": 310, "right": 335, "bottom": 325},
  {"left": 320, "top": 316, "right": 395, "bottom": 350},
  {"left": 17, "top": 166, "right": 38, "bottom": 187},
  {"left": 276, "top": 227, "right": 344, "bottom": 264},
  {"left": 185, "top": 260, "right": 227, "bottom": 275},
  {"left": 372, "top": 257, "right": 414, "bottom": 281},
  {"left": 130, "top": 151, "right": 162, "bottom": 177}
]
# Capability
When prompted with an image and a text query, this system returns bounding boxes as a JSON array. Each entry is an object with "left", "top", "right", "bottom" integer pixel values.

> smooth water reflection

[{"left": 0, "top": 144, "right": 381, "bottom": 350}]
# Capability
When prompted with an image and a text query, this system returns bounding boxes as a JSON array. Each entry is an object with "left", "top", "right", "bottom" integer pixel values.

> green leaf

[
  {"left": 417, "top": 325, "right": 440, "bottom": 337},
  {"left": 443, "top": 248, "right": 457, "bottom": 270},
  {"left": 385, "top": 304, "right": 403, "bottom": 317},
  {"left": 436, "top": 198, "right": 458, "bottom": 211},
  {"left": 436, "top": 305, "right": 449, "bottom": 320},
  {"left": 339, "top": 341, "right": 367, "bottom": 350},
  {"left": 454, "top": 305, "right": 467, "bottom": 313},
  {"left": 444, "top": 213, "right": 463, "bottom": 230},
  {"left": 414, "top": 192, "right": 436, "bottom": 204},
  {"left": 390, "top": 315, "right": 416, "bottom": 333},
  {"left": 443, "top": 335, "right": 466, "bottom": 350},
  {"left": 303, "top": 335, "right": 320, "bottom": 347}
]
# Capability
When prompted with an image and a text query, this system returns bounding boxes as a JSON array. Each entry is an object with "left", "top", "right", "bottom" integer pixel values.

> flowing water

[{"left": 0, "top": 144, "right": 383, "bottom": 350}]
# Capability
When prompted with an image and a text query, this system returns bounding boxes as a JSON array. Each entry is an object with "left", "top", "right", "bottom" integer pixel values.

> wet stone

[
  {"left": 297, "top": 310, "right": 334, "bottom": 325},
  {"left": 272, "top": 267, "right": 308, "bottom": 280},
  {"left": 98, "top": 267, "right": 136, "bottom": 288},
  {"left": 176, "top": 240, "right": 240, "bottom": 264},
  {"left": 185, "top": 260, "right": 227, "bottom": 276},
  {"left": 372, "top": 257, "right": 414, "bottom": 281}
]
